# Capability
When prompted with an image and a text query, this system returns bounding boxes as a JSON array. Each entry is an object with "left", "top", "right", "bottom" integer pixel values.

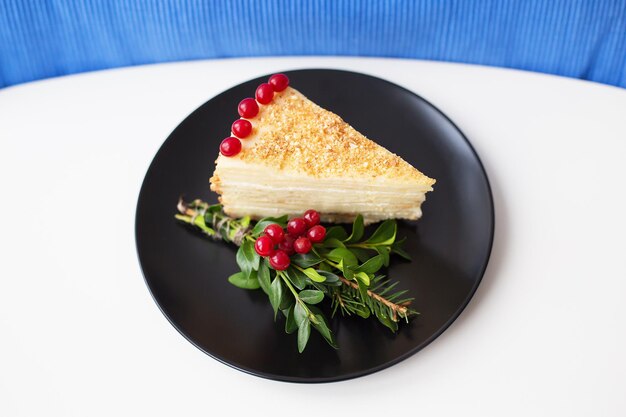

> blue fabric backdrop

[{"left": 1, "top": 0, "right": 625, "bottom": 88}]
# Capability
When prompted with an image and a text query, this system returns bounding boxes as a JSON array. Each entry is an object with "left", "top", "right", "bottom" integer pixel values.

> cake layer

[{"left": 212, "top": 162, "right": 431, "bottom": 224}]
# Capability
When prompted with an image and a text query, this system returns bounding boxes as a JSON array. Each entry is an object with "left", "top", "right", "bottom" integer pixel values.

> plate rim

[{"left": 135, "top": 68, "right": 495, "bottom": 383}]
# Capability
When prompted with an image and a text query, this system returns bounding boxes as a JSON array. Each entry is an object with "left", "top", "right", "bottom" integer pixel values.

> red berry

[
  {"left": 307, "top": 225, "right": 326, "bottom": 243},
  {"left": 268, "top": 74, "right": 289, "bottom": 92},
  {"left": 293, "top": 237, "right": 312, "bottom": 254},
  {"left": 254, "top": 236, "right": 274, "bottom": 257},
  {"left": 231, "top": 119, "right": 252, "bottom": 138},
  {"left": 269, "top": 250, "right": 290, "bottom": 271},
  {"left": 238, "top": 98, "right": 259, "bottom": 118},
  {"left": 287, "top": 218, "right": 307, "bottom": 236},
  {"left": 219, "top": 137, "right": 241, "bottom": 157},
  {"left": 303, "top": 209, "right": 320, "bottom": 227},
  {"left": 255, "top": 83, "right": 274, "bottom": 105},
  {"left": 264, "top": 223, "right": 285, "bottom": 244},
  {"left": 278, "top": 234, "right": 296, "bottom": 255}
]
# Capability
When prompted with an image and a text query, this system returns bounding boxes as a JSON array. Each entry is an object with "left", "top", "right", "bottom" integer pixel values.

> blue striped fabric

[{"left": 1, "top": 0, "right": 625, "bottom": 88}]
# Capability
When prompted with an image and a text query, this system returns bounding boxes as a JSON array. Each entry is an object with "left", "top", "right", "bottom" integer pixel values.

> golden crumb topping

[{"left": 230, "top": 87, "right": 434, "bottom": 185}]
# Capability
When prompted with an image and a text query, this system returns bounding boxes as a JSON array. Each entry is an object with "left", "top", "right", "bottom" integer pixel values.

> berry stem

[
  {"left": 279, "top": 271, "right": 315, "bottom": 321},
  {"left": 176, "top": 197, "right": 252, "bottom": 245}
]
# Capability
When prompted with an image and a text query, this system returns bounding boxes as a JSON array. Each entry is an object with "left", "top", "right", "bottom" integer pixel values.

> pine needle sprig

[{"left": 331, "top": 275, "right": 417, "bottom": 332}]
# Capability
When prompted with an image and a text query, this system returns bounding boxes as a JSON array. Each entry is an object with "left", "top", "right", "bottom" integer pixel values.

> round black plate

[{"left": 136, "top": 69, "right": 494, "bottom": 383}]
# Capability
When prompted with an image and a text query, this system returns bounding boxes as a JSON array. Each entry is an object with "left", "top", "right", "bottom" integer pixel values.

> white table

[{"left": 1, "top": 57, "right": 625, "bottom": 416}]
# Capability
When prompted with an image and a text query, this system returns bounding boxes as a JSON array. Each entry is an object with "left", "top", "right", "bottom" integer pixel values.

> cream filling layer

[{"left": 213, "top": 159, "right": 431, "bottom": 223}]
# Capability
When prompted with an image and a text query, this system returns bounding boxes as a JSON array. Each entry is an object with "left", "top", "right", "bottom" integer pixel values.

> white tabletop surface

[{"left": 1, "top": 57, "right": 625, "bottom": 416}]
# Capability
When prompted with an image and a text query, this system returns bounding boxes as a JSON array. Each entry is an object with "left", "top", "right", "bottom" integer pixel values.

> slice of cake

[{"left": 209, "top": 74, "right": 435, "bottom": 224}]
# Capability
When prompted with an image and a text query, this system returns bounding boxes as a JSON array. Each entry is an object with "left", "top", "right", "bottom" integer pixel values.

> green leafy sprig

[{"left": 176, "top": 198, "right": 417, "bottom": 352}]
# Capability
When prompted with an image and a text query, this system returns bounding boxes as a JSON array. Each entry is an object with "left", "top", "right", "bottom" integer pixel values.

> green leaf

[
  {"left": 323, "top": 237, "right": 346, "bottom": 248},
  {"left": 279, "top": 292, "right": 295, "bottom": 310},
  {"left": 350, "top": 247, "right": 375, "bottom": 263},
  {"left": 356, "top": 275, "right": 370, "bottom": 301},
  {"left": 302, "top": 267, "right": 326, "bottom": 283},
  {"left": 310, "top": 312, "right": 337, "bottom": 348},
  {"left": 299, "top": 289, "right": 324, "bottom": 304},
  {"left": 236, "top": 240, "right": 260, "bottom": 275},
  {"left": 197, "top": 211, "right": 211, "bottom": 224},
  {"left": 327, "top": 248, "right": 358, "bottom": 270},
  {"left": 364, "top": 220, "right": 397, "bottom": 245},
  {"left": 297, "top": 320, "right": 311, "bottom": 353},
  {"left": 291, "top": 252, "right": 323, "bottom": 268},
  {"left": 250, "top": 215, "right": 288, "bottom": 237},
  {"left": 376, "top": 246, "right": 390, "bottom": 267},
  {"left": 325, "top": 225, "right": 348, "bottom": 241},
  {"left": 317, "top": 262, "right": 333, "bottom": 272},
  {"left": 205, "top": 204, "right": 222, "bottom": 214},
  {"left": 355, "top": 254, "right": 385, "bottom": 274},
  {"left": 343, "top": 266, "right": 354, "bottom": 280},
  {"left": 251, "top": 254, "right": 261, "bottom": 271},
  {"left": 294, "top": 302, "right": 308, "bottom": 327},
  {"left": 315, "top": 270, "right": 342, "bottom": 286},
  {"left": 285, "top": 266, "right": 307, "bottom": 290},
  {"left": 354, "top": 271, "right": 371, "bottom": 286},
  {"left": 284, "top": 306, "right": 297, "bottom": 334},
  {"left": 308, "top": 281, "right": 329, "bottom": 294},
  {"left": 391, "top": 237, "right": 412, "bottom": 261},
  {"left": 309, "top": 306, "right": 337, "bottom": 340},
  {"left": 239, "top": 215, "right": 251, "bottom": 228},
  {"left": 391, "top": 247, "right": 411, "bottom": 261},
  {"left": 179, "top": 213, "right": 215, "bottom": 236},
  {"left": 268, "top": 277, "right": 283, "bottom": 319},
  {"left": 306, "top": 304, "right": 324, "bottom": 318},
  {"left": 313, "top": 317, "right": 332, "bottom": 341},
  {"left": 343, "top": 214, "right": 364, "bottom": 244},
  {"left": 227, "top": 271, "right": 260, "bottom": 290},
  {"left": 257, "top": 262, "right": 271, "bottom": 294}
]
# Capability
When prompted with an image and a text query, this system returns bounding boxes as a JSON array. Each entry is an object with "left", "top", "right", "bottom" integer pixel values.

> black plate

[{"left": 135, "top": 69, "right": 494, "bottom": 383}]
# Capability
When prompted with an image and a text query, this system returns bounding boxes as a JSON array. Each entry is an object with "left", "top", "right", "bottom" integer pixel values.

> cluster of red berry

[
  {"left": 219, "top": 73, "right": 290, "bottom": 157},
  {"left": 254, "top": 209, "right": 327, "bottom": 271}
]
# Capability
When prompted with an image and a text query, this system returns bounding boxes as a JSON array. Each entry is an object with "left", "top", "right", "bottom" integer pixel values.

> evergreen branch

[
  {"left": 177, "top": 198, "right": 415, "bottom": 309},
  {"left": 175, "top": 198, "right": 419, "bottom": 348},
  {"left": 338, "top": 277, "right": 415, "bottom": 322},
  {"left": 177, "top": 198, "right": 416, "bottom": 322}
]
